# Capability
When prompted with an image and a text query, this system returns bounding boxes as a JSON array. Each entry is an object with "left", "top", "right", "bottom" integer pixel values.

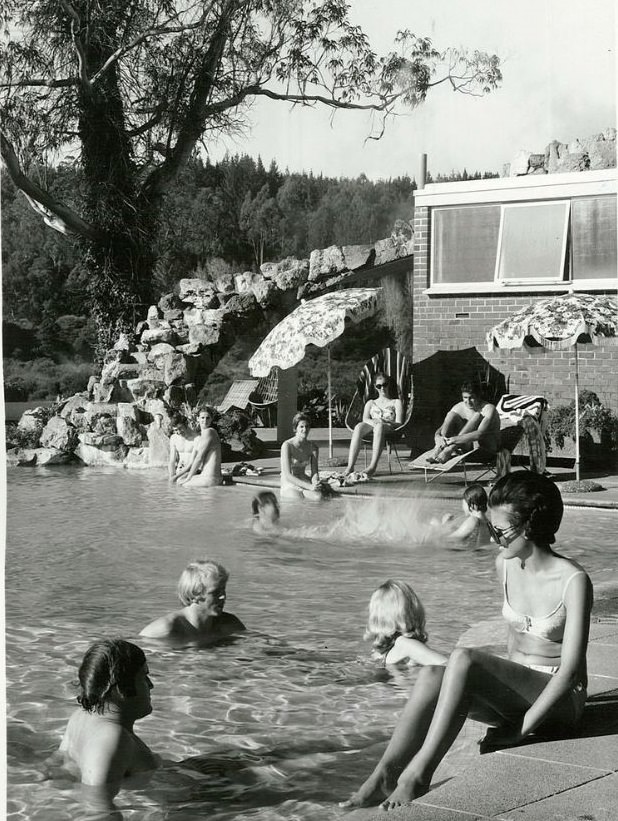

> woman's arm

[
  {"left": 393, "top": 398, "right": 404, "bottom": 425},
  {"left": 518, "top": 572, "right": 592, "bottom": 737},
  {"left": 309, "top": 445, "right": 320, "bottom": 484},
  {"left": 390, "top": 636, "right": 448, "bottom": 666},
  {"left": 168, "top": 439, "right": 180, "bottom": 479},
  {"left": 445, "top": 516, "right": 478, "bottom": 542},
  {"left": 362, "top": 400, "right": 374, "bottom": 423}
]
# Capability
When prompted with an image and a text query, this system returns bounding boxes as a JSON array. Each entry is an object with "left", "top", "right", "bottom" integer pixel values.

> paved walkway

[{"left": 230, "top": 427, "right": 618, "bottom": 821}]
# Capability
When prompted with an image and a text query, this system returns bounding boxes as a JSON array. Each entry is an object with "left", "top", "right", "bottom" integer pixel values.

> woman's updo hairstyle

[
  {"left": 489, "top": 471, "right": 563, "bottom": 546},
  {"left": 76, "top": 639, "right": 146, "bottom": 713},
  {"left": 292, "top": 412, "right": 311, "bottom": 431}
]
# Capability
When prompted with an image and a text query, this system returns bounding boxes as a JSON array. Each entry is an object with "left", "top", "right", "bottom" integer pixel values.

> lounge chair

[
  {"left": 408, "top": 394, "right": 548, "bottom": 484},
  {"left": 249, "top": 370, "right": 278, "bottom": 427},
  {"left": 344, "top": 348, "right": 413, "bottom": 473},
  {"left": 217, "top": 379, "right": 260, "bottom": 413}
]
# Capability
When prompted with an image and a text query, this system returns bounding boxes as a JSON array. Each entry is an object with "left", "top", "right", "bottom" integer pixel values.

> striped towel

[{"left": 497, "top": 394, "right": 547, "bottom": 427}]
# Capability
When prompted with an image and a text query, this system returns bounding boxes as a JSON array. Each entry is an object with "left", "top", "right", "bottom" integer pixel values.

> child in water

[
  {"left": 445, "top": 484, "right": 491, "bottom": 545},
  {"left": 365, "top": 580, "right": 447, "bottom": 667},
  {"left": 252, "top": 491, "right": 281, "bottom": 534}
]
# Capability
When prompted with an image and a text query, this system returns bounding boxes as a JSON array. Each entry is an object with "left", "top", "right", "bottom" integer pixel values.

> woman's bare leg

[
  {"left": 366, "top": 421, "right": 387, "bottom": 476},
  {"left": 340, "top": 665, "right": 445, "bottom": 808},
  {"left": 346, "top": 422, "right": 374, "bottom": 475},
  {"left": 381, "top": 649, "right": 551, "bottom": 810}
]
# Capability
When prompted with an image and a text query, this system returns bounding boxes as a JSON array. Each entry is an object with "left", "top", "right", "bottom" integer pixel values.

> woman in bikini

[
  {"left": 341, "top": 471, "right": 592, "bottom": 811},
  {"left": 60, "top": 639, "right": 159, "bottom": 786},
  {"left": 280, "top": 412, "right": 330, "bottom": 500},
  {"left": 345, "top": 373, "right": 403, "bottom": 479}
]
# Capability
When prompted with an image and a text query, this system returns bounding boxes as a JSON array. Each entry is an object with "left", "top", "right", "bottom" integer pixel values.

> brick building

[{"left": 408, "top": 169, "right": 617, "bottom": 438}]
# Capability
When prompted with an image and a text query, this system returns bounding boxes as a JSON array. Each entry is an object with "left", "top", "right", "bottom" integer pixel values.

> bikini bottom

[{"left": 526, "top": 664, "right": 587, "bottom": 724}]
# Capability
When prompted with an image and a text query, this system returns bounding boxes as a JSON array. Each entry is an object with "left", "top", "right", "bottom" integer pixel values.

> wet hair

[
  {"left": 251, "top": 491, "right": 280, "bottom": 519},
  {"left": 76, "top": 639, "right": 146, "bottom": 713},
  {"left": 460, "top": 382, "right": 480, "bottom": 397},
  {"left": 292, "top": 412, "right": 311, "bottom": 431},
  {"left": 489, "top": 471, "right": 563, "bottom": 547},
  {"left": 364, "top": 580, "right": 428, "bottom": 656},
  {"left": 374, "top": 373, "right": 397, "bottom": 400},
  {"left": 463, "top": 484, "right": 488, "bottom": 512},
  {"left": 177, "top": 559, "right": 229, "bottom": 606}
]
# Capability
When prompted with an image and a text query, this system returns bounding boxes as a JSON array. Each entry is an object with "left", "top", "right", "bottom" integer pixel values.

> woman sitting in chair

[{"left": 345, "top": 374, "right": 403, "bottom": 479}]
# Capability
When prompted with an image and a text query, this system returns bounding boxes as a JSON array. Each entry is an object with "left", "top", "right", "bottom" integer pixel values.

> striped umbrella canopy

[
  {"left": 249, "top": 287, "right": 383, "bottom": 455},
  {"left": 487, "top": 292, "right": 618, "bottom": 482}
]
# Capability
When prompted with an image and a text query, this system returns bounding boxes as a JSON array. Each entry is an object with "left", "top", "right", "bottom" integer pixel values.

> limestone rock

[
  {"left": 40, "top": 416, "right": 78, "bottom": 451},
  {"left": 588, "top": 140, "right": 616, "bottom": 170},
  {"left": 123, "top": 447, "right": 151, "bottom": 469},
  {"left": 177, "top": 342, "right": 205, "bottom": 356},
  {"left": 342, "top": 245, "right": 372, "bottom": 270},
  {"left": 546, "top": 140, "right": 569, "bottom": 173},
  {"left": 189, "top": 324, "right": 221, "bottom": 347},
  {"left": 126, "top": 377, "right": 167, "bottom": 401},
  {"left": 162, "top": 308, "right": 183, "bottom": 322},
  {"left": 135, "top": 320, "right": 148, "bottom": 336},
  {"left": 79, "top": 431, "right": 124, "bottom": 447},
  {"left": 225, "top": 292, "right": 257, "bottom": 315},
  {"left": 179, "top": 278, "right": 217, "bottom": 307},
  {"left": 234, "top": 271, "right": 255, "bottom": 293},
  {"left": 117, "top": 402, "right": 140, "bottom": 419},
  {"left": 17, "top": 407, "right": 49, "bottom": 435},
  {"left": 141, "top": 326, "right": 175, "bottom": 346},
  {"left": 116, "top": 416, "right": 145, "bottom": 447},
  {"left": 557, "top": 152, "right": 590, "bottom": 173},
  {"left": 113, "top": 332, "right": 132, "bottom": 352},
  {"left": 309, "top": 246, "right": 346, "bottom": 281},
  {"left": 93, "top": 415, "right": 118, "bottom": 437},
  {"left": 158, "top": 292, "right": 182, "bottom": 313},
  {"left": 213, "top": 273, "right": 235, "bottom": 294},
  {"left": 75, "top": 439, "right": 128, "bottom": 466},
  {"left": 8, "top": 448, "right": 38, "bottom": 466},
  {"left": 85, "top": 402, "right": 118, "bottom": 420},
  {"left": 528, "top": 153, "right": 546, "bottom": 173},
  {"left": 374, "top": 236, "right": 411, "bottom": 266},
  {"left": 147, "top": 421, "right": 170, "bottom": 466},
  {"left": 58, "top": 393, "right": 89, "bottom": 419},
  {"left": 86, "top": 374, "right": 98, "bottom": 398},
  {"left": 35, "top": 447, "right": 73, "bottom": 466},
  {"left": 142, "top": 399, "right": 170, "bottom": 422},
  {"left": 168, "top": 319, "right": 190, "bottom": 344},
  {"left": 183, "top": 307, "right": 226, "bottom": 327},
  {"left": 270, "top": 258, "right": 309, "bottom": 290},
  {"left": 146, "top": 305, "right": 161, "bottom": 326},
  {"left": 93, "top": 381, "right": 114, "bottom": 403},
  {"left": 251, "top": 278, "right": 278, "bottom": 307},
  {"left": 260, "top": 262, "right": 277, "bottom": 279},
  {"left": 147, "top": 343, "right": 176, "bottom": 365},
  {"left": 163, "top": 351, "right": 190, "bottom": 385}
]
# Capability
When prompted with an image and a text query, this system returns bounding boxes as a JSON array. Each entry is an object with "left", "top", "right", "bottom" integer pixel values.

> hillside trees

[{"left": 1, "top": 0, "right": 501, "bottom": 354}]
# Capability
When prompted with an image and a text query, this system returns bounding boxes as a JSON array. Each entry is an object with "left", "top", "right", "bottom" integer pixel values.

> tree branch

[
  {"left": 0, "top": 130, "right": 102, "bottom": 241},
  {"left": 0, "top": 77, "right": 78, "bottom": 89},
  {"left": 58, "top": 0, "right": 92, "bottom": 92}
]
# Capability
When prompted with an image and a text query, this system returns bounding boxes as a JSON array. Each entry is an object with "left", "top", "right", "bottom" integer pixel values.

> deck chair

[
  {"left": 344, "top": 348, "right": 413, "bottom": 473},
  {"left": 408, "top": 394, "right": 548, "bottom": 484},
  {"left": 218, "top": 379, "right": 260, "bottom": 413},
  {"left": 248, "top": 370, "right": 279, "bottom": 427}
]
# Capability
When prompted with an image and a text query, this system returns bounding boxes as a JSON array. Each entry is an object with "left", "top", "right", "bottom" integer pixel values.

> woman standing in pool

[
  {"left": 345, "top": 373, "right": 403, "bottom": 479},
  {"left": 60, "top": 639, "right": 159, "bottom": 786},
  {"left": 280, "top": 412, "right": 331, "bottom": 500},
  {"left": 342, "top": 472, "right": 592, "bottom": 810}
]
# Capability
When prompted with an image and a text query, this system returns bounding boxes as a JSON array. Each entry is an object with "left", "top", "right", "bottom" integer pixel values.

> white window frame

[
  {"left": 430, "top": 204, "right": 500, "bottom": 288},
  {"left": 494, "top": 200, "right": 570, "bottom": 285}
]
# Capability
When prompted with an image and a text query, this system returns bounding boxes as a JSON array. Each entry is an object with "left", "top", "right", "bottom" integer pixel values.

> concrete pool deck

[{"left": 230, "top": 427, "right": 618, "bottom": 821}]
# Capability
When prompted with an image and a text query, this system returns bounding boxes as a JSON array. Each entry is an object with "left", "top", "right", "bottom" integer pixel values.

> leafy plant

[
  {"left": 214, "top": 408, "right": 266, "bottom": 459},
  {"left": 548, "top": 393, "right": 618, "bottom": 450}
]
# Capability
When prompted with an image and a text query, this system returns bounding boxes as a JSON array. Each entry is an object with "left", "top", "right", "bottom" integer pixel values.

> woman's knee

[{"left": 447, "top": 647, "right": 477, "bottom": 674}]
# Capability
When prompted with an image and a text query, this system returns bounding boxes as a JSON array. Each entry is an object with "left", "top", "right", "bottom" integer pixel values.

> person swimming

[
  {"left": 365, "top": 580, "right": 447, "bottom": 667},
  {"left": 139, "top": 559, "right": 245, "bottom": 641},
  {"left": 444, "top": 484, "right": 491, "bottom": 546},
  {"left": 252, "top": 491, "right": 281, "bottom": 534}
]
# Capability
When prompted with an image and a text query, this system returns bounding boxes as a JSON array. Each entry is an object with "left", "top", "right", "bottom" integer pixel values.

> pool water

[{"left": 5, "top": 468, "right": 617, "bottom": 820}]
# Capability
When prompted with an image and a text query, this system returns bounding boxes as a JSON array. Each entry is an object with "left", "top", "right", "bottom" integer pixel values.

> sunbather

[
  {"left": 345, "top": 374, "right": 403, "bottom": 478},
  {"left": 429, "top": 383, "right": 500, "bottom": 464}
]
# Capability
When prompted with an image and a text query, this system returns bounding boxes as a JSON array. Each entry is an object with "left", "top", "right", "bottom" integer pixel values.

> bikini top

[
  {"left": 502, "top": 563, "right": 585, "bottom": 643},
  {"left": 369, "top": 402, "right": 397, "bottom": 423}
]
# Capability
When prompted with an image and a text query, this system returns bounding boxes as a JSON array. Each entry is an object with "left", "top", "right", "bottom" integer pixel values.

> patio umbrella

[
  {"left": 486, "top": 292, "right": 618, "bottom": 482},
  {"left": 249, "top": 287, "right": 383, "bottom": 457}
]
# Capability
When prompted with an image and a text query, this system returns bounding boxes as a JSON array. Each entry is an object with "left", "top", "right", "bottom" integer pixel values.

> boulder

[
  {"left": 147, "top": 343, "right": 176, "bottom": 365},
  {"left": 260, "top": 261, "right": 277, "bottom": 279},
  {"left": 183, "top": 307, "right": 226, "bottom": 327},
  {"left": 147, "top": 419, "right": 170, "bottom": 466},
  {"left": 162, "top": 308, "right": 183, "bottom": 322},
  {"left": 374, "top": 236, "right": 410, "bottom": 266},
  {"left": 58, "top": 393, "right": 89, "bottom": 419},
  {"left": 528, "top": 153, "right": 546, "bottom": 173},
  {"left": 117, "top": 402, "right": 139, "bottom": 419},
  {"left": 213, "top": 273, "right": 235, "bottom": 294},
  {"left": 126, "top": 377, "right": 167, "bottom": 402},
  {"left": 588, "top": 140, "right": 616, "bottom": 170},
  {"left": 225, "top": 292, "right": 257, "bottom": 315},
  {"left": 163, "top": 351, "right": 190, "bottom": 385},
  {"left": 86, "top": 374, "right": 98, "bottom": 398},
  {"left": 189, "top": 324, "right": 221, "bottom": 347},
  {"left": 123, "top": 447, "right": 151, "bottom": 469},
  {"left": 113, "top": 332, "right": 132, "bottom": 352},
  {"left": 178, "top": 278, "right": 217, "bottom": 307},
  {"left": 168, "top": 319, "right": 190, "bottom": 344},
  {"left": 116, "top": 415, "right": 145, "bottom": 447},
  {"left": 270, "top": 257, "right": 309, "bottom": 290},
  {"left": 234, "top": 271, "right": 255, "bottom": 293},
  {"left": 545, "top": 140, "right": 569, "bottom": 174},
  {"left": 40, "top": 416, "right": 78, "bottom": 451},
  {"left": 7, "top": 448, "right": 38, "bottom": 466},
  {"left": 555, "top": 152, "right": 590, "bottom": 173},
  {"left": 177, "top": 342, "right": 206, "bottom": 356},
  {"left": 135, "top": 320, "right": 148, "bottom": 336},
  {"left": 93, "top": 415, "right": 118, "bottom": 437},
  {"left": 78, "top": 431, "right": 125, "bottom": 447},
  {"left": 509, "top": 149, "right": 532, "bottom": 176},
  {"left": 35, "top": 447, "right": 73, "bottom": 466},
  {"left": 146, "top": 305, "right": 161, "bottom": 327},
  {"left": 141, "top": 326, "right": 176, "bottom": 346},
  {"left": 93, "top": 381, "right": 114, "bottom": 403},
  {"left": 342, "top": 244, "right": 372, "bottom": 270},
  {"left": 70, "top": 410, "right": 90, "bottom": 432},
  {"left": 17, "top": 407, "right": 49, "bottom": 435},
  {"left": 75, "top": 439, "right": 129, "bottom": 466},
  {"left": 85, "top": 402, "right": 119, "bottom": 420},
  {"left": 158, "top": 292, "right": 182, "bottom": 313},
  {"left": 309, "top": 246, "right": 346, "bottom": 281},
  {"left": 251, "top": 278, "right": 278, "bottom": 308}
]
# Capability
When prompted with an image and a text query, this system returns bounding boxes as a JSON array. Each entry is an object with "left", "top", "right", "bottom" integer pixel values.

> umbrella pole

[
  {"left": 328, "top": 347, "right": 333, "bottom": 459},
  {"left": 574, "top": 344, "right": 580, "bottom": 484}
]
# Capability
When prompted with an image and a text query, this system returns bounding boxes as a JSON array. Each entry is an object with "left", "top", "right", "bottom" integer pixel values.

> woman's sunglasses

[
  {"left": 375, "top": 382, "right": 387, "bottom": 389},
  {"left": 487, "top": 521, "right": 521, "bottom": 545}
]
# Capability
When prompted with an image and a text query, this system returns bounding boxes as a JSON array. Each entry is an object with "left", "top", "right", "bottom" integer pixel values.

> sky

[{"left": 209, "top": 0, "right": 616, "bottom": 180}]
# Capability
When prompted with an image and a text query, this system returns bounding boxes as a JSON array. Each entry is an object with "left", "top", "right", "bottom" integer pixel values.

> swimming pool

[{"left": 5, "top": 468, "right": 618, "bottom": 820}]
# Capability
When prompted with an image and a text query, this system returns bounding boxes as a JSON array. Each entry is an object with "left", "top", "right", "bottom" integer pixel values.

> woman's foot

[
  {"left": 379, "top": 777, "right": 429, "bottom": 810},
  {"left": 339, "top": 767, "right": 398, "bottom": 809}
]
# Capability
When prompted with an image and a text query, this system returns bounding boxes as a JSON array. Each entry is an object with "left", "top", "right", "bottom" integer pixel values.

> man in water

[
  {"left": 428, "top": 382, "right": 500, "bottom": 464},
  {"left": 168, "top": 412, "right": 197, "bottom": 481},
  {"left": 177, "top": 407, "right": 223, "bottom": 487}
]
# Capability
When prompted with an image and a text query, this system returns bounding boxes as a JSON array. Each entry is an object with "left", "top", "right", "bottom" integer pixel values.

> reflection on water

[{"left": 5, "top": 469, "right": 617, "bottom": 819}]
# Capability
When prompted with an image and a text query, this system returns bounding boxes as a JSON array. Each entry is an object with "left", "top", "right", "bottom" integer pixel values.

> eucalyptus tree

[{"left": 0, "top": 0, "right": 501, "bottom": 352}]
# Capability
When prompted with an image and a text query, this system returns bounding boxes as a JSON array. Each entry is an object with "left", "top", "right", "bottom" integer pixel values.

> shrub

[{"left": 548, "top": 394, "right": 618, "bottom": 450}]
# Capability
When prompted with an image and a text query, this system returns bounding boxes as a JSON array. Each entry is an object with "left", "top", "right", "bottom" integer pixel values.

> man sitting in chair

[{"left": 428, "top": 382, "right": 500, "bottom": 464}]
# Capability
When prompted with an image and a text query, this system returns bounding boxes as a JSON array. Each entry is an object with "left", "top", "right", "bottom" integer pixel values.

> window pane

[
  {"left": 432, "top": 206, "right": 500, "bottom": 284},
  {"left": 497, "top": 202, "right": 569, "bottom": 281},
  {"left": 572, "top": 195, "right": 617, "bottom": 280}
]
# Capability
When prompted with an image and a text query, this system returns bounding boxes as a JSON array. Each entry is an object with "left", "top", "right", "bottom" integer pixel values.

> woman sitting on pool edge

[
  {"left": 345, "top": 373, "right": 403, "bottom": 480},
  {"left": 365, "top": 580, "right": 447, "bottom": 667},
  {"left": 280, "top": 412, "right": 334, "bottom": 500},
  {"left": 140, "top": 559, "right": 245, "bottom": 641},
  {"left": 60, "top": 639, "right": 159, "bottom": 787},
  {"left": 341, "top": 471, "right": 592, "bottom": 810}
]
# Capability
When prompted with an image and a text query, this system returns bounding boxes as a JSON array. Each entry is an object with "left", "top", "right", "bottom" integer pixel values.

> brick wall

[{"left": 410, "top": 204, "right": 618, "bottom": 432}]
